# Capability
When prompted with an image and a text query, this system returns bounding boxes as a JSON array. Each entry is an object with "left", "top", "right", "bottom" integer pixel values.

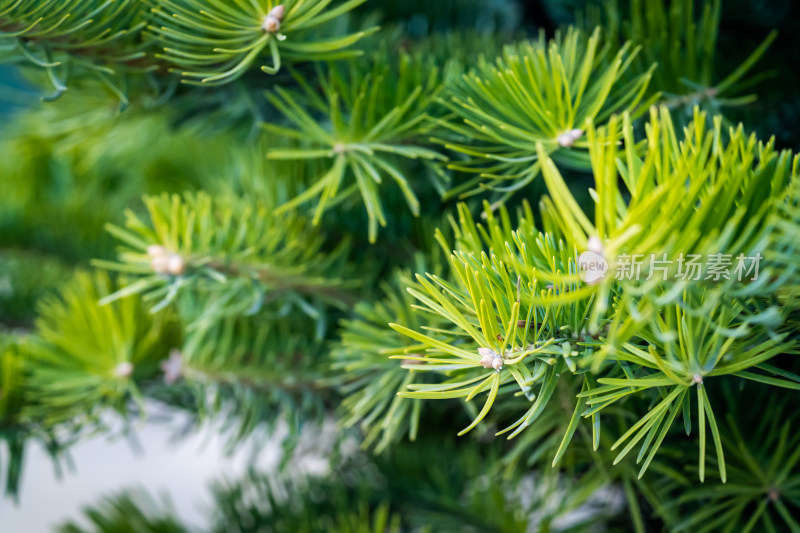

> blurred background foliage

[{"left": 1, "top": 0, "right": 800, "bottom": 531}]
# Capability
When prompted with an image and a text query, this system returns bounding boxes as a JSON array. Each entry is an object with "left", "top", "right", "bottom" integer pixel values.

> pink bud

[
  {"left": 269, "top": 4, "right": 285, "bottom": 21},
  {"left": 557, "top": 128, "right": 583, "bottom": 148},
  {"left": 262, "top": 5, "right": 284, "bottom": 33},
  {"left": 165, "top": 254, "right": 186, "bottom": 276},
  {"left": 478, "top": 347, "right": 496, "bottom": 369},
  {"left": 151, "top": 254, "right": 170, "bottom": 274}
]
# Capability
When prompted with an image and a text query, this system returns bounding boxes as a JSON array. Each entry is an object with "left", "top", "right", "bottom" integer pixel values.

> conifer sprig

[
  {"left": 671, "top": 389, "right": 800, "bottom": 532},
  {"left": 150, "top": 0, "right": 377, "bottom": 86},
  {"left": 537, "top": 106, "right": 800, "bottom": 353},
  {"left": 588, "top": 0, "right": 778, "bottom": 115},
  {"left": 0, "top": 0, "right": 149, "bottom": 99},
  {"left": 436, "top": 27, "right": 656, "bottom": 199},
  {"left": 158, "top": 313, "right": 331, "bottom": 450},
  {"left": 384, "top": 126, "right": 799, "bottom": 478},
  {"left": 95, "top": 192, "right": 356, "bottom": 328},
  {"left": 1, "top": 0, "right": 799, "bottom": 527},
  {"left": 332, "top": 267, "right": 446, "bottom": 453},
  {"left": 266, "top": 54, "right": 453, "bottom": 242},
  {"left": 388, "top": 202, "right": 600, "bottom": 441},
  {"left": 24, "top": 271, "right": 180, "bottom": 427},
  {"left": 0, "top": 0, "right": 378, "bottom": 95}
]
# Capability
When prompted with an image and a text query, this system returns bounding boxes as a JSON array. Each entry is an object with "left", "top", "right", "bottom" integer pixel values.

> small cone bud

[
  {"left": 268, "top": 4, "right": 285, "bottom": 20},
  {"left": 262, "top": 5, "right": 284, "bottom": 33},
  {"left": 478, "top": 347, "right": 496, "bottom": 369},
  {"left": 151, "top": 254, "right": 170, "bottom": 274},
  {"left": 165, "top": 254, "right": 186, "bottom": 276},
  {"left": 692, "top": 373, "right": 703, "bottom": 385},
  {"left": 557, "top": 128, "right": 583, "bottom": 148},
  {"left": 478, "top": 347, "right": 503, "bottom": 371},
  {"left": 148, "top": 245, "right": 186, "bottom": 276}
]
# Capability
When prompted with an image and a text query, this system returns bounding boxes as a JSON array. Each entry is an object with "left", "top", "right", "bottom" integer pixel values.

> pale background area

[{"left": 0, "top": 404, "right": 334, "bottom": 532}]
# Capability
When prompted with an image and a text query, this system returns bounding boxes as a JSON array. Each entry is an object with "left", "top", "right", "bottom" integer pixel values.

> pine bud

[
  {"left": 557, "top": 128, "right": 584, "bottom": 148},
  {"left": 478, "top": 347, "right": 503, "bottom": 371},
  {"left": 478, "top": 347, "right": 494, "bottom": 367},
  {"left": 692, "top": 373, "right": 703, "bottom": 385},
  {"left": 165, "top": 254, "right": 186, "bottom": 276},
  {"left": 149, "top": 245, "right": 186, "bottom": 276},
  {"left": 114, "top": 361, "right": 134, "bottom": 378},
  {"left": 262, "top": 4, "right": 285, "bottom": 33},
  {"left": 150, "top": 254, "right": 170, "bottom": 274}
]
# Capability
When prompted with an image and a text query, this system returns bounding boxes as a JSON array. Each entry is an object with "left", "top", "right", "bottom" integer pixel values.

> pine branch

[
  {"left": 2, "top": 1, "right": 800, "bottom": 529},
  {"left": 58, "top": 490, "right": 189, "bottom": 533},
  {"left": 0, "top": 0, "right": 149, "bottom": 100},
  {"left": 586, "top": 0, "right": 777, "bottom": 115},
  {"left": 142, "top": 311, "right": 334, "bottom": 452},
  {"left": 332, "top": 266, "right": 446, "bottom": 453},
  {"left": 96, "top": 192, "right": 357, "bottom": 328},
  {"left": 537, "top": 106, "right": 800, "bottom": 355},
  {"left": 265, "top": 52, "right": 453, "bottom": 242},
  {"left": 435, "top": 26, "right": 656, "bottom": 200},
  {"left": 0, "top": 270, "right": 177, "bottom": 496},
  {"left": 0, "top": 0, "right": 377, "bottom": 97},
  {"left": 150, "top": 0, "right": 377, "bottom": 86},
  {"left": 24, "top": 271, "right": 181, "bottom": 427},
  {"left": 657, "top": 383, "right": 800, "bottom": 532},
  {"left": 385, "top": 112, "right": 800, "bottom": 479}
]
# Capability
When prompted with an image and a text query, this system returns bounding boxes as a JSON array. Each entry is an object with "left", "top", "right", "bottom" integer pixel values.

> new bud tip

[{"left": 262, "top": 4, "right": 284, "bottom": 33}]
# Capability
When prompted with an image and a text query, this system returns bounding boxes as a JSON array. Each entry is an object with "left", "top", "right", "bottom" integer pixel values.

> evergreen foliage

[
  {"left": 265, "top": 53, "right": 452, "bottom": 241},
  {"left": 2, "top": 0, "right": 800, "bottom": 531},
  {"left": 584, "top": 0, "right": 778, "bottom": 118},
  {"left": 151, "top": 0, "right": 376, "bottom": 85},
  {"left": 438, "top": 27, "right": 655, "bottom": 198}
]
